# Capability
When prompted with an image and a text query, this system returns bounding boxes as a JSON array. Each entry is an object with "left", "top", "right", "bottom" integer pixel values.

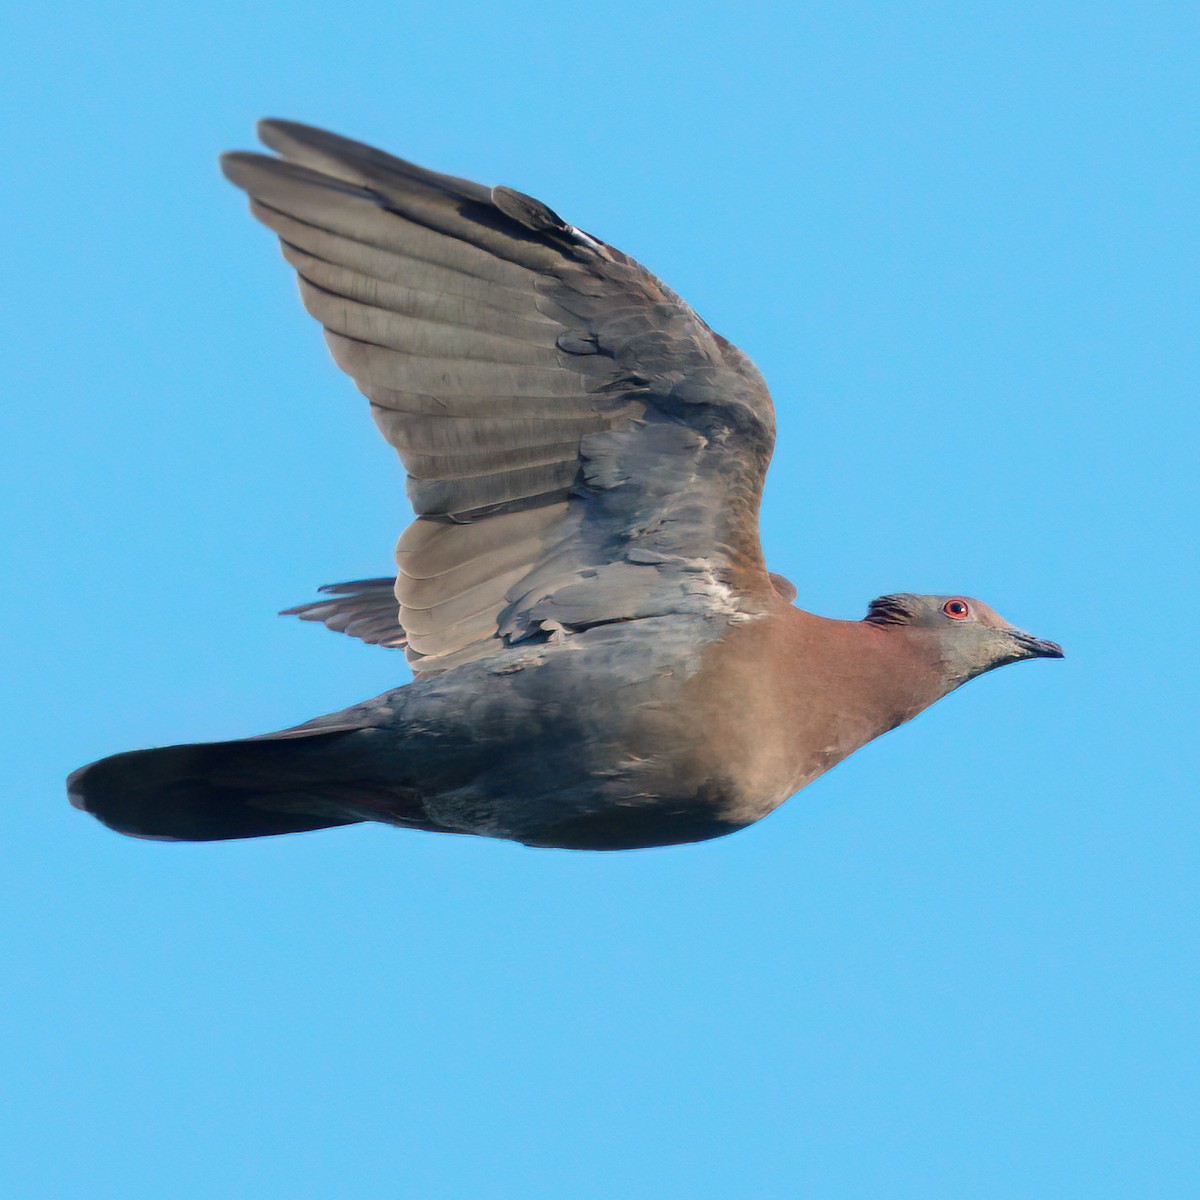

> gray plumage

[{"left": 67, "top": 121, "right": 1062, "bottom": 850}]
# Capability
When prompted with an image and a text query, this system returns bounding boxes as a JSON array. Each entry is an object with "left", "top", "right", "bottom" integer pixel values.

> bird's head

[{"left": 864, "top": 593, "right": 1064, "bottom": 686}]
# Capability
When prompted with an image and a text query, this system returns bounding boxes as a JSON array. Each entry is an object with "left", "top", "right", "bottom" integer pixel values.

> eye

[{"left": 942, "top": 599, "right": 971, "bottom": 620}]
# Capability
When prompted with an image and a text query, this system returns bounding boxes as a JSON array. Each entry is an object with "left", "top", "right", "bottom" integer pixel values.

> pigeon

[{"left": 67, "top": 120, "right": 1062, "bottom": 850}]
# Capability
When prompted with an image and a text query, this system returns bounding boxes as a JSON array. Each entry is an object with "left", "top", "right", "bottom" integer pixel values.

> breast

[{"left": 668, "top": 605, "right": 934, "bottom": 826}]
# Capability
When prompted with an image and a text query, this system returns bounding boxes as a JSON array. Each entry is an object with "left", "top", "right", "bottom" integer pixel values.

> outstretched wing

[{"left": 221, "top": 120, "right": 777, "bottom": 674}]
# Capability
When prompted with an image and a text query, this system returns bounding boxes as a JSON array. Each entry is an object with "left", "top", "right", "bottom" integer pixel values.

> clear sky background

[{"left": 4, "top": 3, "right": 1196, "bottom": 1197}]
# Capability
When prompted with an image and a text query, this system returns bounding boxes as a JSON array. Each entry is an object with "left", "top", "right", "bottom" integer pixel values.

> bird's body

[
  {"left": 69, "top": 121, "right": 1061, "bottom": 849},
  {"left": 75, "top": 603, "right": 949, "bottom": 848}
]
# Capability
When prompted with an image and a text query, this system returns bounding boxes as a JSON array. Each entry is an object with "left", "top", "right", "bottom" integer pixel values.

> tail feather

[{"left": 68, "top": 729, "right": 367, "bottom": 842}]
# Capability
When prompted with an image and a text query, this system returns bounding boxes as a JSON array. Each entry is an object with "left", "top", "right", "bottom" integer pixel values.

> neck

[{"left": 788, "top": 610, "right": 949, "bottom": 730}]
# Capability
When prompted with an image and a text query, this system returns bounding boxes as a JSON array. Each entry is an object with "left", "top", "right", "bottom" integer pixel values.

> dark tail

[{"left": 67, "top": 728, "right": 367, "bottom": 842}]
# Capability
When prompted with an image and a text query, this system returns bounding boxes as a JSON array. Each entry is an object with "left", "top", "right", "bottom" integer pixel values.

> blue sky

[{"left": 4, "top": 2, "right": 1197, "bottom": 1196}]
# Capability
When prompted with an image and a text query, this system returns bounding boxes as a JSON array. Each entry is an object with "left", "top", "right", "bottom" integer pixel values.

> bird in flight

[{"left": 68, "top": 120, "right": 1062, "bottom": 850}]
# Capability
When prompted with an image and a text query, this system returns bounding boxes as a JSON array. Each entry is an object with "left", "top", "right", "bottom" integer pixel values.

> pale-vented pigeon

[{"left": 67, "top": 121, "right": 1062, "bottom": 850}]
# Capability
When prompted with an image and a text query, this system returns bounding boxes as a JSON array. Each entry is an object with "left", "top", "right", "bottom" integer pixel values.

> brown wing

[{"left": 222, "top": 120, "right": 777, "bottom": 674}]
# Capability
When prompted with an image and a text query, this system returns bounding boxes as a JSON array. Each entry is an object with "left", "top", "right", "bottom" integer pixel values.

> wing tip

[
  {"left": 256, "top": 117, "right": 334, "bottom": 156},
  {"left": 218, "top": 149, "right": 272, "bottom": 189},
  {"left": 256, "top": 116, "right": 294, "bottom": 143}
]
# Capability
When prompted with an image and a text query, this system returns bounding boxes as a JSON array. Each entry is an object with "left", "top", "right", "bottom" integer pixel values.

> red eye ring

[{"left": 943, "top": 599, "right": 971, "bottom": 620}]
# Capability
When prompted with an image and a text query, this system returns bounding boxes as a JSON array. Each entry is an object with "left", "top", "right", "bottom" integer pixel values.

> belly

[
  {"left": 385, "top": 615, "right": 797, "bottom": 849},
  {"left": 518, "top": 801, "right": 753, "bottom": 850}
]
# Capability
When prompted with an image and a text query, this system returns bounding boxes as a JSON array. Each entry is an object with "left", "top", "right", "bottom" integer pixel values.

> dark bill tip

[{"left": 1011, "top": 630, "right": 1065, "bottom": 659}]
